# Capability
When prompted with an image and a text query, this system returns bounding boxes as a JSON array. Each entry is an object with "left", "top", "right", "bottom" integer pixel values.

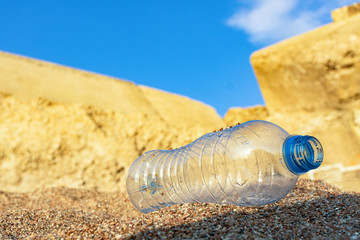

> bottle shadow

[{"left": 130, "top": 182, "right": 360, "bottom": 239}]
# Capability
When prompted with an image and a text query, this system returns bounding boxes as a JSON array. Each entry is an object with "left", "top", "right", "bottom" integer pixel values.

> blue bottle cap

[{"left": 283, "top": 135, "right": 324, "bottom": 175}]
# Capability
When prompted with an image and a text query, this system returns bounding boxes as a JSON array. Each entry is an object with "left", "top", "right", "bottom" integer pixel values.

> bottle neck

[{"left": 282, "top": 135, "right": 324, "bottom": 175}]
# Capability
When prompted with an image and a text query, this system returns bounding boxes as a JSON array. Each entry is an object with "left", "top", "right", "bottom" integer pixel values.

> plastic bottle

[{"left": 126, "top": 120, "right": 324, "bottom": 214}]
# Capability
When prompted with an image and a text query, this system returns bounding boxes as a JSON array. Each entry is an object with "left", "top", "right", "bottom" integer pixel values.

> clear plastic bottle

[{"left": 126, "top": 120, "right": 324, "bottom": 214}]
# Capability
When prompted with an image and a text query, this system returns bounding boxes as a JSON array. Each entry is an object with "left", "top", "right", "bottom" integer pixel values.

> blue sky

[{"left": 0, "top": 0, "right": 355, "bottom": 116}]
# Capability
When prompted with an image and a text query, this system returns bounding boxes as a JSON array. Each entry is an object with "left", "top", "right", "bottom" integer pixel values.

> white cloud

[{"left": 226, "top": 0, "right": 357, "bottom": 44}]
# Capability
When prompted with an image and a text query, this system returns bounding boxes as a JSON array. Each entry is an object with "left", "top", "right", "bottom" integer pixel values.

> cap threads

[{"left": 283, "top": 135, "right": 324, "bottom": 175}]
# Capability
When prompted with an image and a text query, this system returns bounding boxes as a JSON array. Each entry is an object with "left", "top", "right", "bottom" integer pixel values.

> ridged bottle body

[{"left": 127, "top": 121, "right": 299, "bottom": 214}]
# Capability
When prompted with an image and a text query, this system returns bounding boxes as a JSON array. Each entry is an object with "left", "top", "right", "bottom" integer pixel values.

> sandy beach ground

[{"left": 0, "top": 179, "right": 359, "bottom": 239}]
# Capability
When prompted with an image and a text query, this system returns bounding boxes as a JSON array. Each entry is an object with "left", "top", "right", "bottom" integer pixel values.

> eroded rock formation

[
  {"left": 0, "top": 52, "right": 224, "bottom": 192},
  {"left": 226, "top": 4, "right": 360, "bottom": 192}
]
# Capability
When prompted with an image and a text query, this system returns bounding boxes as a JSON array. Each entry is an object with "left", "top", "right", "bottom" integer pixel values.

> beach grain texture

[{"left": 0, "top": 179, "right": 359, "bottom": 239}]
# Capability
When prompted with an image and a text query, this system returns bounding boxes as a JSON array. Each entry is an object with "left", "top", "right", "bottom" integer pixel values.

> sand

[{"left": 0, "top": 179, "right": 359, "bottom": 239}]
